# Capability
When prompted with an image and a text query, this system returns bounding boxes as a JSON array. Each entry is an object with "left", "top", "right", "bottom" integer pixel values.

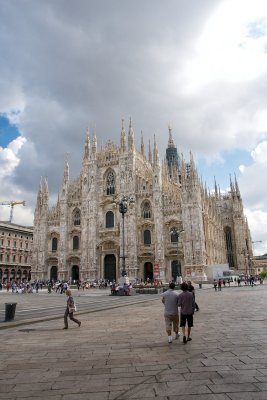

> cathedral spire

[
  {"left": 141, "top": 131, "right": 145, "bottom": 156},
  {"left": 92, "top": 125, "right": 97, "bottom": 158},
  {"left": 83, "top": 127, "right": 90, "bottom": 161},
  {"left": 230, "top": 174, "right": 234, "bottom": 197},
  {"left": 214, "top": 176, "right": 218, "bottom": 199},
  {"left": 235, "top": 174, "right": 241, "bottom": 198},
  {"left": 120, "top": 118, "right": 126, "bottom": 152},
  {"left": 43, "top": 177, "right": 49, "bottom": 206},
  {"left": 63, "top": 159, "right": 69, "bottom": 184},
  {"left": 36, "top": 177, "right": 43, "bottom": 208},
  {"left": 128, "top": 117, "right": 134, "bottom": 150},
  {"left": 168, "top": 124, "right": 175, "bottom": 148},
  {"left": 148, "top": 139, "right": 152, "bottom": 164},
  {"left": 189, "top": 151, "right": 197, "bottom": 180},
  {"left": 153, "top": 134, "right": 159, "bottom": 168},
  {"left": 166, "top": 125, "right": 179, "bottom": 175}
]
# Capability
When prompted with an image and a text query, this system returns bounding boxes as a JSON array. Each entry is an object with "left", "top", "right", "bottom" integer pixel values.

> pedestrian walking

[
  {"left": 213, "top": 279, "right": 217, "bottom": 291},
  {"left": 161, "top": 282, "right": 181, "bottom": 343},
  {"left": 187, "top": 280, "right": 199, "bottom": 311},
  {"left": 63, "top": 289, "right": 81, "bottom": 329},
  {"left": 178, "top": 282, "right": 195, "bottom": 344}
]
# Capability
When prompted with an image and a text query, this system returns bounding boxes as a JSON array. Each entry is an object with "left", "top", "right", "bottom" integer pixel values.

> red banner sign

[{"left": 153, "top": 264, "right": 159, "bottom": 278}]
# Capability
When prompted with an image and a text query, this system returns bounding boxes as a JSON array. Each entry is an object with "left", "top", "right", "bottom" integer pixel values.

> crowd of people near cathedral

[
  {"left": 0, "top": 274, "right": 264, "bottom": 295},
  {"left": 213, "top": 275, "right": 263, "bottom": 290}
]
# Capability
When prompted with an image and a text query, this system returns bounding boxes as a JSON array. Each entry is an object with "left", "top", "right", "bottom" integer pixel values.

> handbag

[{"left": 68, "top": 304, "right": 77, "bottom": 313}]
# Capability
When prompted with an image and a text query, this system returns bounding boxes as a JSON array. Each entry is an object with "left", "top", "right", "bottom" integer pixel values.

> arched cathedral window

[
  {"left": 224, "top": 227, "right": 234, "bottom": 269},
  {"left": 106, "top": 171, "right": 115, "bottom": 195},
  {"left": 73, "top": 236, "right": 79, "bottom": 250},
  {"left": 142, "top": 201, "right": 151, "bottom": 219},
  {"left": 106, "top": 211, "right": 114, "bottom": 228},
  {"left": 170, "top": 227, "right": 178, "bottom": 243},
  {"left": 144, "top": 230, "right": 151, "bottom": 245},
  {"left": 73, "top": 209, "right": 81, "bottom": 226},
  {"left": 52, "top": 237, "right": 58, "bottom": 251}
]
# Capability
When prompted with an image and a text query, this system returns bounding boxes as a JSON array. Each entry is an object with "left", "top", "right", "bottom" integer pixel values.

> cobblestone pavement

[
  {"left": 0, "top": 289, "right": 159, "bottom": 325},
  {"left": 0, "top": 285, "right": 267, "bottom": 399}
]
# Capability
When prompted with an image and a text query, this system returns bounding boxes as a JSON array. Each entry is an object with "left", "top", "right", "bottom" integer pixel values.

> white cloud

[
  {"left": 251, "top": 141, "right": 267, "bottom": 163},
  {"left": 239, "top": 141, "right": 267, "bottom": 210},
  {"left": 184, "top": 0, "right": 267, "bottom": 91},
  {"left": 0, "top": 136, "right": 36, "bottom": 224},
  {"left": 244, "top": 208, "right": 267, "bottom": 255},
  {"left": 0, "top": 136, "right": 26, "bottom": 179},
  {"left": 0, "top": 0, "right": 266, "bottom": 256}
]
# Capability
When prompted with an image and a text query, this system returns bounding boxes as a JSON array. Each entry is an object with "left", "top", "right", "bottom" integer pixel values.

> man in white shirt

[{"left": 162, "top": 282, "right": 180, "bottom": 343}]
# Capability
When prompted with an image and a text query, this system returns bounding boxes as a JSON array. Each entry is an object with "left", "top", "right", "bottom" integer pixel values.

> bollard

[{"left": 5, "top": 303, "right": 17, "bottom": 321}]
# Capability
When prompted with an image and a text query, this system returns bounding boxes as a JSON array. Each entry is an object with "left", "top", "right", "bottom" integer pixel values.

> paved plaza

[{"left": 1, "top": 285, "right": 267, "bottom": 399}]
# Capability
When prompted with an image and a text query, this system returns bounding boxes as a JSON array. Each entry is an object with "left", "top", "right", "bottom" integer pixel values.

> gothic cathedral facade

[{"left": 32, "top": 121, "right": 253, "bottom": 283}]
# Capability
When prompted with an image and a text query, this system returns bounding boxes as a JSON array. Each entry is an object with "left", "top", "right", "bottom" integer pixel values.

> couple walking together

[{"left": 162, "top": 281, "right": 195, "bottom": 344}]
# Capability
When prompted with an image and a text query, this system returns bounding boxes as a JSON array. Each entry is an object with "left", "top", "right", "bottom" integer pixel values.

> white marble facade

[{"left": 32, "top": 122, "right": 253, "bottom": 283}]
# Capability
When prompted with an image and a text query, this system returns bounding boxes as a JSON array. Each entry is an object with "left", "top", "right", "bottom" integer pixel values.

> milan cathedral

[{"left": 32, "top": 121, "right": 252, "bottom": 283}]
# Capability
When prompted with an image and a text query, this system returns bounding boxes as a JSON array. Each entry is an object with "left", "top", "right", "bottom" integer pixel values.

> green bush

[{"left": 259, "top": 271, "right": 267, "bottom": 278}]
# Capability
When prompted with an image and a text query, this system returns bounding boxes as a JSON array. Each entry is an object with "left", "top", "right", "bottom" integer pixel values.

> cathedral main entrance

[
  {"left": 50, "top": 266, "right": 58, "bottom": 281},
  {"left": 144, "top": 262, "right": 153, "bottom": 281},
  {"left": 71, "top": 265, "right": 79, "bottom": 282},
  {"left": 171, "top": 260, "right": 181, "bottom": 281},
  {"left": 104, "top": 254, "right": 116, "bottom": 282}
]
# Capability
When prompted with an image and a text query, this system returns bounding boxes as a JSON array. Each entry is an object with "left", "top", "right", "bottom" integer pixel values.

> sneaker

[
  {"left": 62, "top": 327, "right": 68, "bottom": 330},
  {"left": 187, "top": 337, "right": 192, "bottom": 342},
  {"left": 175, "top": 332, "right": 181, "bottom": 339},
  {"left": 183, "top": 336, "right": 187, "bottom": 344},
  {"left": 78, "top": 321, "right": 81, "bottom": 327},
  {"left": 168, "top": 336, "right": 173, "bottom": 343}
]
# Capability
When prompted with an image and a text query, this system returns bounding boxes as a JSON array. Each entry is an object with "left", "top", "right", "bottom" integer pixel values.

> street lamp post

[
  {"left": 170, "top": 228, "right": 184, "bottom": 279},
  {"left": 119, "top": 198, "right": 128, "bottom": 277},
  {"left": 116, "top": 195, "right": 135, "bottom": 278}
]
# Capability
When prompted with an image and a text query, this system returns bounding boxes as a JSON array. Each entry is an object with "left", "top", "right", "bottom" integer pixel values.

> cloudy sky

[{"left": 0, "top": 0, "right": 267, "bottom": 255}]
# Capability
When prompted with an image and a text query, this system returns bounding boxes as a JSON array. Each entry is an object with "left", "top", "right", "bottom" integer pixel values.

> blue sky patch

[
  {"left": 247, "top": 19, "right": 267, "bottom": 39},
  {"left": 0, "top": 114, "right": 20, "bottom": 148},
  {"left": 197, "top": 149, "right": 253, "bottom": 191}
]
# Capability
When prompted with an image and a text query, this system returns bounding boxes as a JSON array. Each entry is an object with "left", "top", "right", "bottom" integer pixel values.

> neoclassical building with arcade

[
  {"left": 0, "top": 221, "right": 33, "bottom": 283},
  {"left": 31, "top": 121, "right": 253, "bottom": 283}
]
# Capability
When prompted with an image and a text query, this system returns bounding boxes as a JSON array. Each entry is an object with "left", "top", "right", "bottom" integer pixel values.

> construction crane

[{"left": 0, "top": 200, "right": 26, "bottom": 223}]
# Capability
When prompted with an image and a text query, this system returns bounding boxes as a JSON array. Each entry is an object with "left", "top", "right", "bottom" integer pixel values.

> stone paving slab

[{"left": 0, "top": 285, "right": 267, "bottom": 399}]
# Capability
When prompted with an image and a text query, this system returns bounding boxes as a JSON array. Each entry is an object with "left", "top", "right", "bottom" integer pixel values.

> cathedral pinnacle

[
  {"left": 148, "top": 139, "right": 152, "bottom": 164},
  {"left": 214, "top": 177, "right": 218, "bottom": 199},
  {"left": 141, "top": 131, "right": 145, "bottom": 156},
  {"left": 235, "top": 174, "right": 241, "bottom": 197},
  {"left": 128, "top": 117, "right": 134, "bottom": 150},
  {"left": 63, "top": 159, "right": 69, "bottom": 184},
  {"left": 42, "top": 176, "right": 49, "bottom": 206},
  {"left": 168, "top": 124, "right": 175, "bottom": 148},
  {"left": 92, "top": 125, "right": 97, "bottom": 156},
  {"left": 83, "top": 127, "right": 90, "bottom": 161},
  {"left": 120, "top": 118, "right": 126, "bottom": 152},
  {"left": 153, "top": 134, "right": 159, "bottom": 168}
]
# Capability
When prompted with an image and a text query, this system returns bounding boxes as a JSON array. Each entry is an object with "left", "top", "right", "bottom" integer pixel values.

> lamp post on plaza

[
  {"left": 170, "top": 228, "right": 184, "bottom": 279},
  {"left": 119, "top": 198, "right": 127, "bottom": 277},
  {"left": 116, "top": 195, "right": 135, "bottom": 277}
]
